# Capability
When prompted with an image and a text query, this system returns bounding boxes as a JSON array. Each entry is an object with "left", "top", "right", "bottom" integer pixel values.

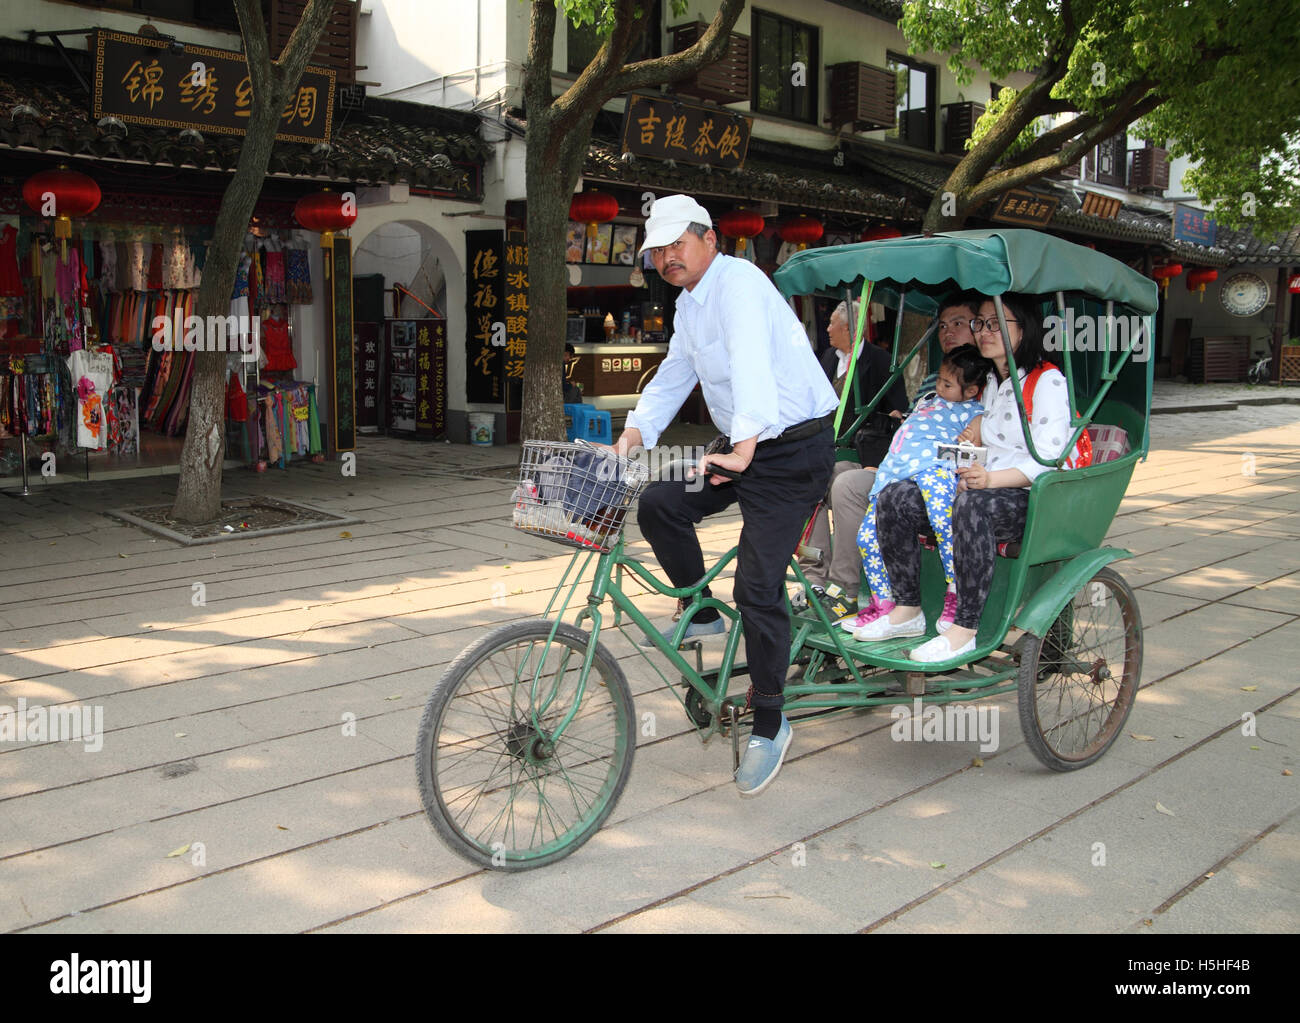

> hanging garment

[
  {"left": 67, "top": 348, "right": 114, "bottom": 449},
  {"left": 285, "top": 249, "right": 312, "bottom": 304},
  {"left": 226, "top": 371, "right": 248, "bottom": 422},
  {"left": 262, "top": 393, "right": 283, "bottom": 462},
  {"left": 107, "top": 385, "right": 139, "bottom": 455},
  {"left": 0, "top": 225, "right": 24, "bottom": 297},
  {"left": 265, "top": 250, "right": 287, "bottom": 305},
  {"left": 260, "top": 316, "right": 295, "bottom": 371}
]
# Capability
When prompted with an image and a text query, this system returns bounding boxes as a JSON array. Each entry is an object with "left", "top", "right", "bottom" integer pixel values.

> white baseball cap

[{"left": 639, "top": 194, "right": 713, "bottom": 254}]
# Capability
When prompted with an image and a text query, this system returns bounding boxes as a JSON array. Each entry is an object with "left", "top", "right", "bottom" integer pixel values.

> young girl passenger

[{"left": 849, "top": 344, "right": 993, "bottom": 637}]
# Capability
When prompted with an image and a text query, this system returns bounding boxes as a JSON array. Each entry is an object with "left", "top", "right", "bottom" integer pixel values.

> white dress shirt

[
  {"left": 979, "top": 364, "right": 1073, "bottom": 483},
  {"left": 625, "top": 254, "right": 838, "bottom": 449}
]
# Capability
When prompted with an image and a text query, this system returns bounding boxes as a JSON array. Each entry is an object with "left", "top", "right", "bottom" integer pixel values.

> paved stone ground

[{"left": 1, "top": 398, "right": 1297, "bottom": 934}]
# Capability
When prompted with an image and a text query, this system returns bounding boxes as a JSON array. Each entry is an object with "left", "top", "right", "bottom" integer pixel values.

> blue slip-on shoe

[
  {"left": 641, "top": 616, "right": 726, "bottom": 648},
  {"left": 735, "top": 715, "right": 793, "bottom": 798}
]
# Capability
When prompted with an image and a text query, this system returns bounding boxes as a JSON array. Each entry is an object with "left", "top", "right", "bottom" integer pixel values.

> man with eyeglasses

[
  {"left": 610, "top": 194, "right": 837, "bottom": 798},
  {"left": 912, "top": 292, "right": 983, "bottom": 406}
]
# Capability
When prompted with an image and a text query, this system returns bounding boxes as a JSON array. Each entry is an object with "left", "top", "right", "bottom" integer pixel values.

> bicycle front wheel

[{"left": 415, "top": 620, "right": 634, "bottom": 870}]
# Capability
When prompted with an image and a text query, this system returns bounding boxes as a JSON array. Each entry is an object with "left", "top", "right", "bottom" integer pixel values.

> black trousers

[
  {"left": 875, "top": 481, "right": 1030, "bottom": 630},
  {"left": 636, "top": 427, "right": 834, "bottom": 710}
]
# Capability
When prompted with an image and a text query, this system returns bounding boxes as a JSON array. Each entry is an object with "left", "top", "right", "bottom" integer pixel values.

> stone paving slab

[{"left": 2, "top": 408, "right": 1298, "bottom": 934}]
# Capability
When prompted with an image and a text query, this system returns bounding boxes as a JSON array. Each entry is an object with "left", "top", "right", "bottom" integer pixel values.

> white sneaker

[
  {"left": 910, "top": 632, "right": 977, "bottom": 664},
  {"left": 853, "top": 611, "right": 926, "bottom": 642}
]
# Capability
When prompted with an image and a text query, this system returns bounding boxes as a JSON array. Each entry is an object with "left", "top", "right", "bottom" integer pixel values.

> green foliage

[
  {"left": 966, "top": 88, "right": 1042, "bottom": 157},
  {"left": 901, "top": 0, "right": 1300, "bottom": 234},
  {"left": 557, "top": 0, "right": 688, "bottom": 32}
]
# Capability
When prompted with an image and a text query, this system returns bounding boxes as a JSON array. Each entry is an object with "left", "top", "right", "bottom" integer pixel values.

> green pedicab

[{"left": 415, "top": 229, "right": 1153, "bottom": 870}]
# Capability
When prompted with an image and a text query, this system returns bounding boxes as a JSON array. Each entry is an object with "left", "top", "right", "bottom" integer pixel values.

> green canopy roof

[{"left": 774, "top": 229, "right": 1160, "bottom": 315}]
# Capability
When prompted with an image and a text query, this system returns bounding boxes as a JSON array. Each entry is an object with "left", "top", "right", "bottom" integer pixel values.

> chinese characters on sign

[
  {"left": 92, "top": 30, "right": 335, "bottom": 144},
  {"left": 414, "top": 319, "right": 447, "bottom": 437},
  {"left": 354, "top": 322, "right": 381, "bottom": 431},
  {"left": 989, "top": 189, "right": 1060, "bottom": 228},
  {"left": 1172, "top": 204, "right": 1217, "bottom": 247},
  {"left": 465, "top": 231, "right": 504, "bottom": 404},
  {"left": 620, "top": 94, "right": 752, "bottom": 170},
  {"left": 504, "top": 228, "right": 529, "bottom": 415},
  {"left": 504, "top": 229, "right": 529, "bottom": 383}
]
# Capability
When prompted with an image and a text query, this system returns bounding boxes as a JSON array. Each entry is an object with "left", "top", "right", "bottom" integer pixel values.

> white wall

[
  {"left": 362, "top": 0, "right": 514, "bottom": 109},
  {"left": 1162, "top": 271, "right": 1289, "bottom": 361},
  {"left": 351, "top": 193, "right": 512, "bottom": 414}
]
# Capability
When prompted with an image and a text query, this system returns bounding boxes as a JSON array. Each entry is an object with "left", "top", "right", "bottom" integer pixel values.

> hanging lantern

[
  {"left": 718, "top": 209, "right": 765, "bottom": 255},
  {"left": 294, "top": 189, "right": 358, "bottom": 250},
  {"left": 860, "top": 225, "right": 902, "bottom": 241},
  {"left": 1185, "top": 267, "right": 1219, "bottom": 302},
  {"left": 23, "top": 166, "right": 101, "bottom": 257},
  {"left": 1151, "top": 263, "right": 1182, "bottom": 294},
  {"left": 569, "top": 191, "right": 619, "bottom": 240},
  {"left": 778, "top": 215, "right": 824, "bottom": 251}
]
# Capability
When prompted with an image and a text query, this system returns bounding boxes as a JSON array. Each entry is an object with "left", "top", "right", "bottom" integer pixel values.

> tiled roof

[
  {"left": 0, "top": 69, "right": 487, "bottom": 195},
  {"left": 584, "top": 136, "right": 921, "bottom": 220}
]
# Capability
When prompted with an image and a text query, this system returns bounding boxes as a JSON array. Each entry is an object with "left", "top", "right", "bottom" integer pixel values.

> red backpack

[{"left": 1021, "top": 364, "right": 1093, "bottom": 470}]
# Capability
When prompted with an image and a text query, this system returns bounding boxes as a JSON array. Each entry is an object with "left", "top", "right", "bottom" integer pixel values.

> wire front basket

[{"left": 512, "top": 439, "right": 651, "bottom": 553}]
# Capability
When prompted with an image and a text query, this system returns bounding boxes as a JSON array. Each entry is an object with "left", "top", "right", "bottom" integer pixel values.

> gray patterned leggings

[{"left": 875, "top": 481, "right": 1030, "bottom": 630}]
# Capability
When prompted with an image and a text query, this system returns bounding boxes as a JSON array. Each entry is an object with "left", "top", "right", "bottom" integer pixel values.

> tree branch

[
  {"left": 524, "top": 0, "right": 559, "bottom": 122},
  {"left": 611, "top": 0, "right": 745, "bottom": 95},
  {"left": 965, "top": 91, "right": 1165, "bottom": 209}
]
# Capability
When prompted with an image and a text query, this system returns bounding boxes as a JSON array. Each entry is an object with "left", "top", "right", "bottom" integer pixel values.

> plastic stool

[{"left": 564, "top": 403, "right": 613, "bottom": 445}]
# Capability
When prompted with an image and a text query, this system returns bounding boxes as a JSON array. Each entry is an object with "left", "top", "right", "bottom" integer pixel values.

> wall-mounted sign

[
  {"left": 1172, "top": 204, "right": 1217, "bottom": 247},
  {"left": 504, "top": 227, "right": 529, "bottom": 414},
  {"left": 354, "top": 321, "right": 380, "bottom": 432},
  {"left": 990, "top": 189, "right": 1059, "bottom": 227},
  {"left": 414, "top": 319, "right": 447, "bottom": 437},
  {"left": 1080, "top": 191, "right": 1122, "bottom": 219},
  {"left": 329, "top": 238, "right": 355, "bottom": 452},
  {"left": 91, "top": 29, "right": 335, "bottom": 144},
  {"left": 620, "top": 94, "right": 752, "bottom": 170},
  {"left": 465, "top": 230, "right": 504, "bottom": 404}
]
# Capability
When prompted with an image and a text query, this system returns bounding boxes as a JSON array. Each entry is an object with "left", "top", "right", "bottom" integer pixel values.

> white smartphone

[{"left": 936, "top": 442, "right": 988, "bottom": 470}]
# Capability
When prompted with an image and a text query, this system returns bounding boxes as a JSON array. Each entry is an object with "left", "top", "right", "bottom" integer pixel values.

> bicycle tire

[
  {"left": 415, "top": 620, "right": 635, "bottom": 870},
  {"left": 1018, "top": 567, "right": 1142, "bottom": 771}
]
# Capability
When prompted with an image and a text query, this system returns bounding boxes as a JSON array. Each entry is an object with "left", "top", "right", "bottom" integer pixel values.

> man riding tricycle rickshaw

[{"left": 416, "top": 216, "right": 1155, "bottom": 870}]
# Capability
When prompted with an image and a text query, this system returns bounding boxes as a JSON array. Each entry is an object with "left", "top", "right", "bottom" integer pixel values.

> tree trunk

[
  {"left": 170, "top": 0, "right": 334, "bottom": 522},
  {"left": 521, "top": 117, "right": 593, "bottom": 444},
  {"left": 171, "top": 111, "right": 280, "bottom": 522}
]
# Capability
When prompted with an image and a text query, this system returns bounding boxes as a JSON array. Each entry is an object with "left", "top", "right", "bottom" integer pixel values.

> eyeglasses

[{"left": 970, "top": 317, "right": 1019, "bottom": 335}]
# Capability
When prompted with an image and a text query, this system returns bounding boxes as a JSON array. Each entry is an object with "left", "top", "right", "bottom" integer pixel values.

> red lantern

[
  {"left": 1185, "top": 267, "right": 1218, "bottom": 301},
  {"left": 569, "top": 191, "right": 619, "bottom": 239},
  {"left": 294, "top": 189, "right": 358, "bottom": 249},
  {"left": 860, "top": 225, "right": 902, "bottom": 241},
  {"left": 718, "top": 209, "right": 765, "bottom": 255},
  {"left": 23, "top": 166, "right": 101, "bottom": 256},
  {"left": 1151, "top": 263, "right": 1182, "bottom": 293},
  {"left": 779, "top": 215, "right": 824, "bottom": 250}
]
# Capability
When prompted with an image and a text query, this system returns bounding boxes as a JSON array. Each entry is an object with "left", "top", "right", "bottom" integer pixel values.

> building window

[
  {"left": 752, "top": 9, "right": 818, "bottom": 124},
  {"left": 568, "top": 1, "right": 662, "bottom": 74},
  {"left": 886, "top": 52, "right": 936, "bottom": 150}
]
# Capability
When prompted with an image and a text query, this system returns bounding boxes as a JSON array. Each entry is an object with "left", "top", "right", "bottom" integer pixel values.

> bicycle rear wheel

[{"left": 415, "top": 620, "right": 634, "bottom": 870}]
